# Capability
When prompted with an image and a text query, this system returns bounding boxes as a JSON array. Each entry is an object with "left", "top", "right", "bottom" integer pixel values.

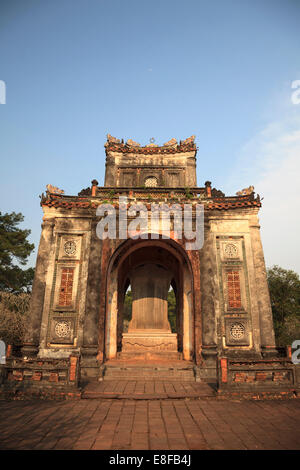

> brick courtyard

[{"left": 1, "top": 395, "right": 300, "bottom": 450}]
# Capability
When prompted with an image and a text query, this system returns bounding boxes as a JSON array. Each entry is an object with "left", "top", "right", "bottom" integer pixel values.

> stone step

[
  {"left": 82, "top": 380, "right": 217, "bottom": 399},
  {"left": 102, "top": 365, "right": 195, "bottom": 381},
  {"left": 117, "top": 351, "right": 183, "bottom": 361}
]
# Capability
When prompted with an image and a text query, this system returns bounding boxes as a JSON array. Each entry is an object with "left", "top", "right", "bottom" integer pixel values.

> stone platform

[{"left": 101, "top": 359, "right": 196, "bottom": 382}]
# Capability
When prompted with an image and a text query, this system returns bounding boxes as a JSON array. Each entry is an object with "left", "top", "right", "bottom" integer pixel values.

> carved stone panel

[
  {"left": 225, "top": 318, "right": 250, "bottom": 346},
  {"left": 53, "top": 264, "right": 80, "bottom": 311},
  {"left": 222, "top": 267, "right": 247, "bottom": 313},
  {"left": 140, "top": 169, "right": 163, "bottom": 187},
  {"left": 165, "top": 171, "right": 181, "bottom": 187},
  {"left": 220, "top": 239, "right": 242, "bottom": 262},
  {"left": 120, "top": 170, "right": 136, "bottom": 186},
  {"left": 49, "top": 317, "right": 75, "bottom": 344},
  {"left": 58, "top": 235, "right": 82, "bottom": 261},
  {"left": 144, "top": 176, "right": 158, "bottom": 187}
]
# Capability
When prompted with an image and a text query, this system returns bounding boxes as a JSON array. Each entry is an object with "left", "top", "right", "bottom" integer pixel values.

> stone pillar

[
  {"left": 199, "top": 223, "right": 218, "bottom": 377},
  {"left": 81, "top": 222, "right": 103, "bottom": 375},
  {"left": 200, "top": 225, "right": 217, "bottom": 349},
  {"left": 205, "top": 181, "right": 212, "bottom": 198},
  {"left": 188, "top": 250, "right": 201, "bottom": 364},
  {"left": 99, "top": 239, "right": 115, "bottom": 361},
  {"left": 91, "top": 179, "right": 98, "bottom": 197},
  {"left": 21, "top": 217, "right": 55, "bottom": 357},
  {"left": 182, "top": 267, "right": 193, "bottom": 361},
  {"left": 249, "top": 214, "right": 276, "bottom": 355},
  {"left": 186, "top": 159, "right": 197, "bottom": 187},
  {"left": 104, "top": 155, "right": 116, "bottom": 187}
]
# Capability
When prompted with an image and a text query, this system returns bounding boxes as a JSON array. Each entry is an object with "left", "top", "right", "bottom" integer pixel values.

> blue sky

[{"left": 0, "top": 0, "right": 300, "bottom": 272}]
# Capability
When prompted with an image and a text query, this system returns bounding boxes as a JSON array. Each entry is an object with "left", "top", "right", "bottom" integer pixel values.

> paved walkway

[{"left": 1, "top": 397, "right": 300, "bottom": 450}]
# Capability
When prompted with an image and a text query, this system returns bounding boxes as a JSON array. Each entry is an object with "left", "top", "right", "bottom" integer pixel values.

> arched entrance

[{"left": 104, "top": 238, "right": 195, "bottom": 362}]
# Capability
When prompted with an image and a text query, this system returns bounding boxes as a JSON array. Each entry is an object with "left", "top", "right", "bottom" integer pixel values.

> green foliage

[
  {"left": 123, "top": 289, "right": 132, "bottom": 332},
  {"left": 184, "top": 187, "right": 193, "bottom": 199},
  {"left": 0, "top": 212, "right": 35, "bottom": 292},
  {"left": 168, "top": 289, "right": 176, "bottom": 333},
  {"left": 0, "top": 291, "right": 30, "bottom": 345},
  {"left": 267, "top": 265, "right": 300, "bottom": 347}
]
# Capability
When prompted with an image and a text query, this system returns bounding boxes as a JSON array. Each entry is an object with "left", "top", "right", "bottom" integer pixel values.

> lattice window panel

[
  {"left": 145, "top": 176, "right": 158, "bottom": 187},
  {"left": 227, "top": 270, "right": 242, "bottom": 309},
  {"left": 58, "top": 268, "right": 74, "bottom": 306}
]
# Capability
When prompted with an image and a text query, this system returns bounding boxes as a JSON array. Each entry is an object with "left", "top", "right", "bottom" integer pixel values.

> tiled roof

[
  {"left": 106, "top": 142, "right": 196, "bottom": 154},
  {"left": 41, "top": 190, "right": 261, "bottom": 211},
  {"left": 105, "top": 135, "right": 196, "bottom": 155}
]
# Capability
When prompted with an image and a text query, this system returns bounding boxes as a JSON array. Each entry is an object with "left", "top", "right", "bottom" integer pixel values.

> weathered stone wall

[
  {"left": 1, "top": 356, "right": 81, "bottom": 399},
  {"left": 217, "top": 356, "right": 300, "bottom": 398},
  {"left": 199, "top": 207, "right": 277, "bottom": 380},
  {"left": 22, "top": 217, "right": 55, "bottom": 356},
  {"left": 35, "top": 209, "right": 92, "bottom": 361},
  {"left": 104, "top": 149, "right": 197, "bottom": 188},
  {"left": 249, "top": 212, "right": 276, "bottom": 353}
]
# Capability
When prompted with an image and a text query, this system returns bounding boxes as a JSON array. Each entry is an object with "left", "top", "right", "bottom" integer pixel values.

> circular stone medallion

[
  {"left": 55, "top": 321, "right": 71, "bottom": 338},
  {"left": 64, "top": 240, "right": 77, "bottom": 256},
  {"left": 224, "top": 243, "right": 238, "bottom": 258}
]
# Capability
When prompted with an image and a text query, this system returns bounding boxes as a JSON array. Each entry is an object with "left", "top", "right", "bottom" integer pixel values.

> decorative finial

[
  {"left": 126, "top": 139, "right": 140, "bottom": 147},
  {"left": 236, "top": 185, "right": 254, "bottom": 196},
  {"left": 46, "top": 184, "right": 64, "bottom": 195},
  {"left": 182, "top": 135, "right": 196, "bottom": 145},
  {"left": 163, "top": 138, "right": 177, "bottom": 147}
]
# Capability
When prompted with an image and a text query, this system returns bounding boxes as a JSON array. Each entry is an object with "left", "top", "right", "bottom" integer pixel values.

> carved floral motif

[
  {"left": 224, "top": 243, "right": 238, "bottom": 258},
  {"left": 54, "top": 321, "right": 71, "bottom": 338}
]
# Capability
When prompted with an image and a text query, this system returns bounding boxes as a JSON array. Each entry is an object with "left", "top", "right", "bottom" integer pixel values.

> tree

[
  {"left": 267, "top": 265, "right": 300, "bottom": 347},
  {"left": 0, "top": 211, "right": 35, "bottom": 292},
  {"left": 0, "top": 291, "right": 30, "bottom": 345}
]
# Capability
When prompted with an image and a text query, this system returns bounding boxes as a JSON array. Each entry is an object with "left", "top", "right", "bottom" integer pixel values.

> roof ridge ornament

[
  {"left": 236, "top": 185, "right": 254, "bottom": 196},
  {"left": 46, "top": 184, "right": 64, "bottom": 195},
  {"left": 106, "top": 134, "right": 121, "bottom": 144},
  {"left": 126, "top": 139, "right": 141, "bottom": 147},
  {"left": 181, "top": 135, "right": 196, "bottom": 145},
  {"left": 163, "top": 138, "right": 177, "bottom": 147},
  {"left": 104, "top": 135, "right": 197, "bottom": 154}
]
